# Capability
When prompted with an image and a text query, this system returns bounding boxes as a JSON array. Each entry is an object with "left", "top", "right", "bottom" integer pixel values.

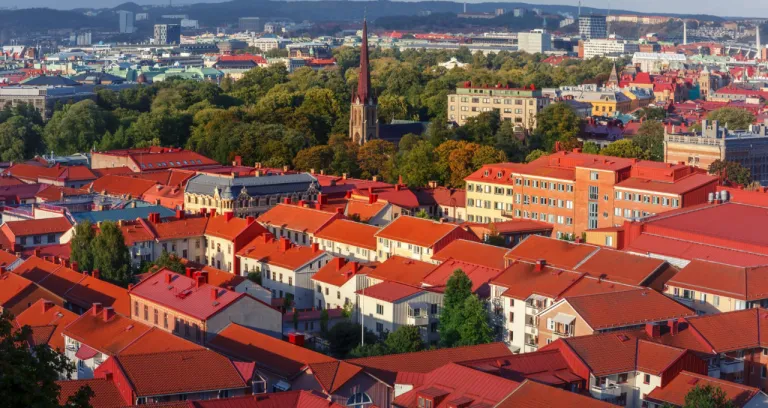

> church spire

[{"left": 355, "top": 19, "right": 372, "bottom": 104}]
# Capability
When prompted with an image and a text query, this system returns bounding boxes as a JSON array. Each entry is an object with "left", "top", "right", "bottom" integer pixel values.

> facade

[
  {"left": 1, "top": 217, "right": 73, "bottom": 249},
  {"left": 203, "top": 211, "right": 268, "bottom": 274},
  {"left": 119, "top": 212, "right": 208, "bottom": 268},
  {"left": 256, "top": 203, "right": 341, "bottom": 247},
  {"left": 579, "top": 15, "right": 608, "bottom": 39},
  {"left": 238, "top": 17, "right": 263, "bottom": 32},
  {"left": 0, "top": 86, "right": 96, "bottom": 120},
  {"left": 465, "top": 151, "right": 718, "bottom": 237},
  {"left": 118, "top": 10, "right": 134, "bottom": 34},
  {"left": 374, "top": 216, "right": 478, "bottom": 262},
  {"left": 184, "top": 173, "right": 320, "bottom": 218},
  {"left": 582, "top": 39, "right": 640, "bottom": 59},
  {"left": 311, "top": 258, "right": 371, "bottom": 312},
  {"left": 349, "top": 20, "right": 378, "bottom": 145},
  {"left": 153, "top": 24, "right": 181, "bottom": 45},
  {"left": 447, "top": 82, "right": 549, "bottom": 128},
  {"left": 314, "top": 219, "right": 379, "bottom": 263},
  {"left": 664, "top": 120, "right": 768, "bottom": 185},
  {"left": 517, "top": 30, "right": 552, "bottom": 54}
]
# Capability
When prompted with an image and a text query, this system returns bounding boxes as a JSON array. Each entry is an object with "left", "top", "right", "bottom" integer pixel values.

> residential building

[
  {"left": 282, "top": 307, "right": 345, "bottom": 335},
  {"left": 88, "top": 175, "right": 159, "bottom": 199},
  {"left": 314, "top": 219, "right": 380, "bottom": 263},
  {"left": 238, "top": 17, "right": 263, "bottom": 32},
  {"left": 465, "top": 151, "right": 718, "bottom": 237},
  {"left": 447, "top": 82, "right": 550, "bottom": 128},
  {"left": 6, "top": 163, "right": 97, "bottom": 188},
  {"left": 14, "top": 299, "right": 77, "bottom": 352},
  {"left": 203, "top": 211, "right": 268, "bottom": 273},
  {"left": 184, "top": 173, "right": 320, "bottom": 218},
  {"left": 153, "top": 24, "right": 181, "bottom": 45},
  {"left": 128, "top": 268, "right": 282, "bottom": 343},
  {"left": 0, "top": 86, "right": 97, "bottom": 120},
  {"left": 582, "top": 39, "right": 641, "bottom": 59},
  {"left": 664, "top": 120, "right": 768, "bottom": 185},
  {"left": 1, "top": 274, "right": 63, "bottom": 318},
  {"left": 250, "top": 36, "right": 292, "bottom": 52},
  {"left": 237, "top": 235, "right": 331, "bottom": 308},
  {"left": 312, "top": 257, "right": 373, "bottom": 312},
  {"left": 118, "top": 10, "right": 134, "bottom": 33},
  {"left": 374, "top": 216, "right": 478, "bottom": 262},
  {"left": 645, "top": 371, "right": 768, "bottom": 408},
  {"left": 257, "top": 203, "right": 341, "bottom": 246},
  {"left": 579, "top": 15, "right": 608, "bottom": 39},
  {"left": 549, "top": 85, "right": 639, "bottom": 115},
  {"left": 90, "top": 147, "right": 218, "bottom": 172},
  {"left": 517, "top": 29, "right": 552, "bottom": 54},
  {"left": 426, "top": 186, "right": 467, "bottom": 222},
  {"left": 119, "top": 211, "right": 208, "bottom": 268},
  {"left": 465, "top": 219, "right": 554, "bottom": 247}
]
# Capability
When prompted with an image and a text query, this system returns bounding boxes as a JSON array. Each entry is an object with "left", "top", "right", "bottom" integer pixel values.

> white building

[
  {"left": 517, "top": 30, "right": 552, "bottom": 54},
  {"left": 631, "top": 52, "right": 687, "bottom": 74},
  {"left": 583, "top": 39, "right": 640, "bottom": 59},
  {"left": 118, "top": 11, "right": 134, "bottom": 34}
]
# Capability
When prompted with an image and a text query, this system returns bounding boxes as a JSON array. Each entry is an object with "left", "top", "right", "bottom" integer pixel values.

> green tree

[
  {"left": 69, "top": 220, "right": 95, "bottom": 273},
  {"left": 293, "top": 145, "right": 334, "bottom": 172},
  {"left": 633, "top": 121, "right": 665, "bottom": 161},
  {"left": 525, "top": 149, "right": 547, "bottom": 163},
  {"left": 44, "top": 100, "right": 111, "bottom": 154},
  {"left": 142, "top": 250, "right": 185, "bottom": 274},
  {"left": 439, "top": 269, "right": 473, "bottom": 347},
  {"left": 637, "top": 106, "right": 667, "bottom": 121},
  {"left": 385, "top": 325, "right": 424, "bottom": 354},
  {"left": 357, "top": 139, "right": 396, "bottom": 179},
  {"left": 348, "top": 342, "right": 389, "bottom": 358},
  {"left": 415, "top": 209, "right": 432, "bottom": 219},
  {"left": 600, "top": 139, "right": 644, "bottom": 159},
  {"left": 706, "top": 107, "right": 755, "bottom": 131},
  {"left": 582, "top": 141, "right": 601, "bottom": 154},
  {"left": 326, "top": 321, "right": 377, "bottom": 358},
  {"left": 0, "top": 311, "right": 93, "bottom": 408},
  {"left": 91, "top": 221, "right": 132, "bottom": 285},
  {"left": 247, "top": 271, "right": 261, "bottom": 285},
  {"left": 533, "top": 103, "right": 582, "bottom": 152},
  {"left": 709, "top": 160, "right": 752, "bottom": 186},
  {"left": 680, "top": 384, "right": 735, "bottom": 408},
  {"left": 456, "top": 295, "right": 494, "bottom": 346},
  {"left": 397, "top": 141, "right": 438, "bottom": 187}
]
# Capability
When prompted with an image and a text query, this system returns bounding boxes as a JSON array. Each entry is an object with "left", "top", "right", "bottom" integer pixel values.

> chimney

[
  {"left": 645, "top": 323, "right": 661, "bottom": 338},
  {"left": 342, "top": 173, "right": 348, "bottom": 180},
  {"left": 345, "top": 191, "right": 352, "bottom": 199},
  {"left": 428, "top": 180, "right": 438, "bottom": 189},
  {"left": 233, "top": 155, "right": 242, "bottom": 166},
  {"left": 91, "top": 303, "right": 103, "bottom": 316},
  {"left": 395, "top": 184, "right": 401, "bottom": 191},
  {"left": 668, "top": 320, "right": 679, "bottom": 336},
  {"left": 200, "top": 208, "right": 208, "bottom": 216},
  {"left": 71, "top": 261, "right": 79, "bottom": 272},
  {"left": 176, "top": 209, "right": 185, "bottom": 220},
  {"left": 334, "top": 257, "right": 346, "bottom": 271},
  {"left": 92, "top": 269, "right": 100, "bottom": 279},
  {"left": 368, "top": 194, "right": 378, "bottom": 204},
  {"left": 311, "top": 242, "right": 319, "bottom": 253},
  {"left": 33, "top": 248, "right": 40, "bottom": 257},
  {"left": 298, "top": 200, "right": 306, "bottom": 207},
  {"left": 200, "top": 271, "right": 208, "bottom": 284},
  {"left": 41, "top": 300, "right": 54, "bottom": 313},
  {"left": 211, "top": 287, "right": 219, "bottom": 300},
  {"left": 336, "top": 208, "right": 343, "bottom": 215},
  {"left": 225, "top": 211, "right": 234, "bottom": 222},
  {"left": 283, "top": 165, "right": 290, "bottom": 173},
  {"left": 283, "top": 197, "right": 291, "bottom": 205},
  {"left": 279, "top": 237, "right": 291, "bottom": 252},
  {"left": 185, "top": 267, "right": 194, "bottom": 278},
  {"left": 165, "top": 273, "right": 172, "bottom": 284},
  {"left": 209, "top": 208, "right": 217, "bottom": 218},
  {"left": 196, "top": 275, "right": 205, "bottom": 288},
  {"left": 535, "top": 259, "right": 546, "bottom": 272},
  {"left": 102, "top": 307, "right": 115, "bottom": 322},
  {"left": 372, "top": 175, "right": 379, "bottom": 182},
  {"left": 350, "top": 261, "right": 359, "bottom": 274},
  {"left": 246, "top": 216, "right": 255, "bottom": 225}
]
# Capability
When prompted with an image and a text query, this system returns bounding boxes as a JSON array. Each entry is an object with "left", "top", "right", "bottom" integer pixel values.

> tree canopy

[
  {"left": 709, "top": 160, "right": 752, "bottom": 186},
  {"left": 705, "top": 107, "right": 756, "bottom": 131}
]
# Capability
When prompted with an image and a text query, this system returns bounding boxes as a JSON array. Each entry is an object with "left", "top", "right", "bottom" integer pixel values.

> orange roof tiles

[
  {"left": 573, "top": 248, "right": 667, "bottom": 287},
  {"left": 13, "top": 257, "right": 84, "bottom": 300},
  {"left": 506, "top": 235, "right": 599, "bottom": 269},
  {"left": 89, "top": 174, "right": 158, "bottom": 198},
  {"left": 146, "top": 215, "right": 209, "bottom": 240},
  {"left": 669, "top": 260, "right": 768, "bottom": 301},
  {"left": 561, "top": 331, "right": 643, "bottom": 376},
  {"left": 558, "top": 275, "right": 638, "bottom": 298},
  {"left": 205, "top": 213, "right": 266, "bottom": 241},
  {"left": 91, "top": 166, "right": 133, "bottom": 177},
  {"left": 15, "top": 299, "right": 77, "bottom": 350},
  {"left": 114, "top": 349, "right": 247, "bottom": 397},
  {"left": 189, "top": 391, "right": 347, "bottom": 408},
  {"left": 646, "top": 371, "right": 762, "bottom": 408},
  {"left": 133, "top": 169, "right": 195, "bottom": 186},
  {"left": 1, "top": 217, "right": 72, "bottom": 237},
  {"left": 35, "top": 185, "right": 87, "bottom": 202},
  {"left": 0, "top": 250, "right": 19, "bottom": 268},
  {"left": 0, "top": 272, "right": 62, "bottom": 316},
  {"left": 7, "top": 163, "right": 96, "bottom": 183},
  {"left": 375, "top": 216, "right": 462, "bottom": 248},
  {"left": 64, "top": 274, "right": 130, "bottom": 316},
  {"left": 491, "top": 262, "right": 584, "bottom": 300},
  {"left": 257, "top": 204, "right": 340, "bottom": 234},
  {"left": 635, "top": 340, "right": 688, "bottom": 376},
  {"left": 432, "top": 239, "right": 508, "bottom": 270},
  {"left": 311, "top": 258, "right": 373, "bottom": 287},
  {"left": 238, "top": 235, "right": 326, "bottom": 270},
  {"left": 497, "top": 379, "right": 618, "bottom": 408},
  {"left": 566, "top": 289, "right": 695, "bottom": 330},
  {"left": 345, "top": 199, "right": 388, "bottom": 221},
  {"left": 208, "top": 323, "right": 334, "bottom": 378},
  {"left": 56, "top": 379, "right": 126, "bottom": 408},
  {"left": 358, "top": 281, "right": 422, "bottom": 302},
  {"left": 309, "top": 360, "right": 364, "bottom": 394},
  {"left": 616, "top": 173, "right": 717, "bottom": 195},
  {"left": 64, "top": 310, "right": 152, "bottom": 355},
  {"left": 367, "top": 256, "right": 435, "bottom": 286},
  {"left": 686, "top": 308, "right": 768, "bottom": 352},
  {"left": 421, "top": 259, "right": 502, "bottom": 297},
  {"left": 314, "top": 219, "right": 379, "bottom": 250},
  {"left": 118, "top": 327, "right": 202, "bottom": 355}
]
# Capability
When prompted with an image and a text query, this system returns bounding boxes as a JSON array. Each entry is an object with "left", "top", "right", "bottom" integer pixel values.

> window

[
  {"left": 347, "top": 393, "right": 372, "bottom": 407},
  {"left": 143, "top": 305, "right": 148, "bottom": 321},
  {"left": 153, "top": 309, "right": 158, "bottom": 324},
  {"left": 547, "top": 318, "right": 555, "bottom": 330},
  {"left": 588, "top": 185, "right": 599, "bottom": 200},
  {"left": 376, "top": 322, "right": 383, "bottom": 332},
  {"left": 605, "top": 236, "right": 613, "bottom": 246},
  {"left": 713, "top": 295, "right": 720, "bottom": 306},
  {"left": 762, "top": 366, "right": 767, "bottom": 379},
  {"left": 643, "top": 374, "right": 651, "bottom": 384},
  {"left": 700, "top": 292, "right": 707, "bottom": 303},
  {"left": 590, "top": 171, "right": 599, "bottom": 180},
  {"left": 163, "top": 313, "right": 168, "bottom": 329},
  {"left": 376, "top": 304, "right": 384, "bottom": 315},
  {"left": 134, "top": 301, "right": 138, "bottom": 316}
]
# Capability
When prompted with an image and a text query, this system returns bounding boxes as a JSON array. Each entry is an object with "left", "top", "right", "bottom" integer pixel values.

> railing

[
  {"left": 590, "top": 382, "right": 622, "bottom": 399},
  {"left": 720, "top": 359, "right": 744, "bottom": 374},
  {"left": 407, "top": 315, "right": 428, "bottom": 326}
]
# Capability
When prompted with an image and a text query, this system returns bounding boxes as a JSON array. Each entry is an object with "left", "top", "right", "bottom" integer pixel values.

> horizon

[{"left": 1, "top": 0, "right": 766, "bottom": 19}]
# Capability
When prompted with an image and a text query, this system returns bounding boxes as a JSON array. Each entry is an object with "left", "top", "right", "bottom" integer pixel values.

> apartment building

[
  {"left": 257, "top": 203, "right": 342, "bottom": 247},
  {"left": 579, "top": 15, "right": 607, "bottom": 39},
  {"left": 465, "top": 151, "right": 718, "bottom": 237},
  {"left": 314, "top": 219, "right": 380, "bottom": 263},
  {"left": 119, "top": 211, "right": 208, "bottom": 268},
  {"left": 128, "top": 268, "right": 282, "bottom": 344},
  {"left": 0, "top": 217, "right": 73, "bottom": 249},
  {"left": 312, "top": 258, "right": 372, "bottom": 312},
  {"left": 549, "top": 85, "right": 639, "bottom": 115},
  {"left": 582, "top": 39, "right": 640, "bottom": 59},
  {"left": 237, "top": 235, "right": 331, "bottom": 308},
  {"left": 447, "top": 82, "right": 550, "bottom": 128},
  {"left": 203, "top": 211, "right": 267, "bottom": 273},
  {"left": 374, "top": 216, "right": 478, "bottom": 262}
]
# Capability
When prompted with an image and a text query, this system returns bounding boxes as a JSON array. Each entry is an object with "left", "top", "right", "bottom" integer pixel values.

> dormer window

[
  {"left": 497, "top": 171, "right": 503, "bottom": 178},
  {"left": 417, "top": 397, "right": 433, "bottom": 408},
  {"left": 483, "top": 170, "right": 489, "bottom": 177}
]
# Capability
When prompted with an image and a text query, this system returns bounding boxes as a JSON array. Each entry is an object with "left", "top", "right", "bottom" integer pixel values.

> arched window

[{"left": 346, "top": 393, "right": 372, "bottom": 407}]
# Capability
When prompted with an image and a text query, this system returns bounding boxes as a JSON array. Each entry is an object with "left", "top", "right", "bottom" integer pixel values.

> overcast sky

[{"left": 2, "top": 0, "right": 766, "bottom": 18}]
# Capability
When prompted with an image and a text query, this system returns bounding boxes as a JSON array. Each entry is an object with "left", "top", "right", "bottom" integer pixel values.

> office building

[
  {"left": 582, "top": 39, "right": 640, "bottom": 58},
  {"left": 579, "top": 15, "right": 608, "bottom": 39},
  {"left": 239, "top": 17, "right": 264, "bottom": 32},
  {"left": 447, "top": 82, "right": 550, "bottom": 128},
  {"left": 118, "top": 11, "right": 134, "bottom": 34},
  {"left": 153, "top": 24, "right": 181, "bottom": 45},
  {"left": 665, "top": 119, "right": 768, "bottom": 185},
  {"left": 516, "top": 29, "right": 552, "bottom": 54}
]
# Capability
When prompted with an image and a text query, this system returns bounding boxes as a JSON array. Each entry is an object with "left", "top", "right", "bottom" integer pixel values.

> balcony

[
  {"left": 720, "top": 359, "right": 744, "bottom": 374},
  {"left": 525, "top": 325, "right": 538, "bottom": 335},
  {"left": 524, "top": 343, "right": 539, "bottom": 353},
  {"left": 407, "top": 315, "right": 429, "bottom": 326},
  {"left": 590, "top": 382, "right": 622, "bottom": 400},
  {"left": 501, "top": 210, "right": 515, "bottom": 218},
  {"left": 708, "top": 365, "right": 721, "bottom": 378}
]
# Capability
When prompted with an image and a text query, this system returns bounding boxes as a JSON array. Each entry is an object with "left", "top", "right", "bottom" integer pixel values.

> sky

[{"left": 1, "top": 0, "right": 766, "bottom": 17}]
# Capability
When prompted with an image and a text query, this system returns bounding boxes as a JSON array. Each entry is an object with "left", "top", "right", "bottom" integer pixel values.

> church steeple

[
  {"left": 349, "top": 18, "right": 378, "bottom": 145},
  {"left": 606, "top": 63, "right": 619, "bottom": 88}
]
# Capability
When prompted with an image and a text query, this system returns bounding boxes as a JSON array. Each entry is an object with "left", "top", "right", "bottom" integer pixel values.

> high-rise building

[
  {"left": 238, "top": 17, "right": 264, "bottom": 32},
  {"left": 153, "top": 24, "right": 181, "bottom": 45},
  {"left": 579, "top": 15, "right": 607, "bottom": 39},
  {"left": 118, "top": 10, "right": 134, "bottom": 34},
  {"left": 517, "top": 29, "right": 552, "bottom": 54},
  {"left": 349, "top": 20, "right": 378, "bottom": 145}
]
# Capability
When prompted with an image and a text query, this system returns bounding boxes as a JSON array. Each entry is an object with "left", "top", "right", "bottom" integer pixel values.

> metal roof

[{"left": 184, "top": 173, "right": 319, "bottom": 198}]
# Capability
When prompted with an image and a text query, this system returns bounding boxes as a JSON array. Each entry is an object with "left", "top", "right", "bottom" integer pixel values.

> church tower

[{"left": 349, "top": 19, "right": 378, "bottom": 145}]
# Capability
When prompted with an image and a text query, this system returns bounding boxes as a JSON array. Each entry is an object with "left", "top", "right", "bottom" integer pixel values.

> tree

[
  {"left": 456, "top": 295, "right": 494, "bottom": 346},
  {"left": 709, "top": 160, "right": 752, "bottom": 186},
  {"left": 44, "top": 100, "right": 111, "bottom": 154},
  {"left": 706, "top": 108, "right": 755, "bottom": 131},
  {"left": 600, "top": 139, "right": 644, "bottom": 159},
  {"left": 348, "top": 342, "right": 389, "bottom": 358},
  {"left": 142, "top": 250, "right": 185, "bottom": 274},
  {"left": 485, "top": 224, "right": 507, "bottom": 247},
  {"left": 91, "top": 221, "right": 132, "bottom": 285},
  {"left": 293, "top": 145, "right": 334, "bottom": 172},
  {"left": 582, "top": 141, "right": 601, "bottom": 154},
  {"left": 439, "top": 269, "right": 473, "bottom": 347},
  {"left": 637, "top": 106, "right": 667, "bottom": 121},
  {"left": 69, "top": 220, "right": 95, "bottom": 273},
  {"left": 320, "top": 309, "right": 329, "bottom": 334},
  {"left": 525, "top": 149, "right": 547, "bottom": 163},
  {"left": 534, "top": 103, "right": 582, "bottom": 152},
  {"left": 633, "top": 121, "right": 665, "bottom": 161},
  {"left": 247, "top": 271, "right": 261, "bottom": 285},
  {"left": 680, "top": 384, "right": 735, "bottom": 408},
  {"left": 0, "top": 311, "right": 93, "bottom": 408},
  {"left": 357, "top": 139, "right": 396, "bottom": 179},
  {"left": 292, "top": 309, "right": 300, "bottom": 330},
  {"left": 415, "top": 209, "right": 432, "bottom": 219},
  {"left": 0, "top": 115, "right": 43, "bottom": 161},
  {"left": 385, "top": 325, "right": 424, "bottom": 354},
  {"left": 397, "top": 141, "right": 439, "bottom": 187},
  {"left": 326, "top": 321, "right": 377, "bottom": 358}
]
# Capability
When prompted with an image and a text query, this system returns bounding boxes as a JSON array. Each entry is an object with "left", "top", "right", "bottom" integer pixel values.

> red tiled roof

[
  {"left": 118, "top": 327, "right": 202, "bottom": 355},
  {"left": 462, "top": 349, "right": 583, "bottom": 386},
  {"left": 187, "top": 391, "right": 347, "bottom": 408},
  {"left": 238, "top": 235, "right": 326, "bottom": 270},
  {"left": 35, "top": 185, "right": 87, "bottom": 201},
  {"left": 505, "top": 235, "right": 598, "bottom": 269},
  {"left": 0, "top": 250, "right": 19, "bottom": 268},
  {"left": 496, "top": 379, "right": 618, "bottom": 408},
  {"left": 566, "top": 289, "right": 694, "bottom": 330},
  {"left": 557, "top": 275, "right": 638, "bottom": 298},
  {"left": 133, "top": 169, "right": 195, "bottom": 186},
  {"left": 345, "top": 199, "right": 388, "bottom": 221},
  {"left": 114, "top": 349, "right": 247, "bottom": 397},
  {"left": 129, "top": 269, "right": 244, "bottom": 320},
  {"left": 12, "top": 257, "right": 84, "bottom": 301},
  {"left": 205, "top": 213, "right": 267, "bottom": 241},
  {"left": 179, "top": 260, "right": 246, "bottom": 290},
  {"left": 347, "top": 342, "right": 514, "bottom": 385},
  {"left": 15, "top": 299, "right": 77, "bottom": 350},
  {"left": 561, "top": 331, "right": 642, "bottom": 376},
  {"left": 208, "top": 323, "right": 334, "bottom": 378},
  {"left": 94, "top": 148, "right": 218, "bottom": 171},
  {"left": 56, "top": 379, "right": 126, "bottom": 408},
  {"left": 668, "top": 260, "right": 768, "bottom": 301},
  {"left": 64, "top": 274, "right": 130, "bottom": 316},
  {"left": 63, "top": 310, "right": 152, "bottom": 355},
  {"left": 308, "top": 360, "right": 363, "bottom": 394},
  {"left": 686, "top": 308, "right": 768, "bottom": 352},
  {"left": 625, "top": 234, "right": 768, "bottom": 267},
  {"left": 89, "top": 175, "right": 158, "bottom": 198},
  {"left": 314, "top": 219, "right": 379, "bottom": 250},
  {"left": 491, "top": 262, "right": 584, "bottom": 300},
  {"left": 367, "top": 256, "right": 435, "bottom": 286},
  {"left": 635, "top": 340, "right": 687, "bottom": 376},
  {"left": 375, "top": 216, "right": 462, "bottom": 248},
  {"left": 257, "top": 204, "right": 340, "bottom": 234},
  {"left": 421, "top": 259, "right": 502, "bottom": 297},
  {"left": 615, "top": 173, "right": 717, "bottom": 195},
  {"left": 311, "top": 258, "right": 374, "bottom": 287},
  {"left": 91, "top": 166, "right": 133, "bottom": 177},
  {"left": 1, "top": 217, "right": 72, "bottom": 237},
  {"left": 432, "top": 239, "right": 508, "bottom": 270},
  {"left": 357, "top": 281, "right": 422, "bottom": 302},
  {"left": 7, "top": 163, "right": 96, "bottom": 182},
  {"left": 573, "top": 248, "right": 667, "bottom": 287},
  {"left": 646, "top": 371, "right": 761, "bottom": 408},
  {"left": 146, "top": 215, "right": 209, "bottom": 241}
]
